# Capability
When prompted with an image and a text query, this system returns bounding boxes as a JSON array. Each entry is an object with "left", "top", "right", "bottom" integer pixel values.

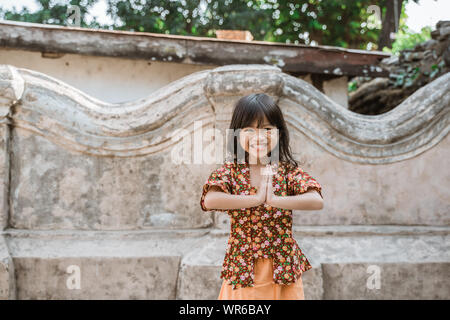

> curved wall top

[{"left": 0, "top": 63, "right": 448, "bottom": 164}]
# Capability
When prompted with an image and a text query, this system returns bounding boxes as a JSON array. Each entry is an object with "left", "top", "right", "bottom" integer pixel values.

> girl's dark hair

[{"left": 225, "top": 93, "right": 302, "bottom": 169}]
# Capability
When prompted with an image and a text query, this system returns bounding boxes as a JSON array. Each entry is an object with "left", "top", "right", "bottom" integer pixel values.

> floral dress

[{"left": 200, "top": 160, "right": 323, "bottom": 296}]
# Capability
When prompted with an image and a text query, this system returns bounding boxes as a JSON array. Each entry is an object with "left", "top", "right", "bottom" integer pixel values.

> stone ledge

[
  {"left": 177, "top": 233, "right": 450, "bottom": 299},
  {"left": 1, "top": 230, "right": 448, "bottom": 299},
  {"left": 177, "top": 261, "right": 450, "bottom": 300},
  {"left": 4, "top": 225, "right": 450, "bottom": 241},
  {"left": 3, "top": 231, "right": 207, "bottom": 258},
  {"left": 0, "top": 236, "right": 15, "bottom": 299},
  {"left": 209, "top": 225, "right": 450, "bottom": 238},
  {"left": 4, "top": 229, "right": 447, "bottom": 263},
  {"left": 1, "top": 228, "right": 210, "bottom": 241}
]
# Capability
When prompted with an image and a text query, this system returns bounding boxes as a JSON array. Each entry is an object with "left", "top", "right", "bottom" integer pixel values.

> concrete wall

[
  {"left": 0, "top": 48, "right": 215, "bottom": 104},
  {"left": 0, "top": 63, "right": 448, "bottom": 299},
  {"left": 0, "top": 48, "right": 349, "bottom": 108},
  {"left": 300, "top": 74, "right": 349, "bottom": 109},
  {"left": 323, "top": 76, "right": 348, "bottom": 108},
  {"left": 1, "top": 63, "right": 448, "bottom": 230}
]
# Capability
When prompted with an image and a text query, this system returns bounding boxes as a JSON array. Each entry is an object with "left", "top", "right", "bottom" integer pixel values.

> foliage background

[{"left": 0, "top": 0, "right": 432, "bottom": 52}]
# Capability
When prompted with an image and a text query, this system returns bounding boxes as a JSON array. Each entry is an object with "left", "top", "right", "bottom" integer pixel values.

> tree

[
  {"left": 0, "top": 0, "right": 99, "bottom": 27},
  {"left": 378, "top": 0, "right": 407, "bottom": 50}
]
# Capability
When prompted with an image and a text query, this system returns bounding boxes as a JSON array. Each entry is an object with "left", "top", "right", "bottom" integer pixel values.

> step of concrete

[
  {"left": 0, "top": 227, "right": 449, "bottom": 299},
  {"left": 0, "top": 236, "right": 15, "bottom": 299},
  {"left": 178, "top": 231, "right": 450, "bottom": 300},
  {"left": 1, "top": 229, "right": 208, "bottom": 299}
]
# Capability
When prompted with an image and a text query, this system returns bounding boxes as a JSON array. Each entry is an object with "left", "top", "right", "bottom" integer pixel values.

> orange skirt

[{"left": 217, "top": 257, "right": 305, "bottom": 300}]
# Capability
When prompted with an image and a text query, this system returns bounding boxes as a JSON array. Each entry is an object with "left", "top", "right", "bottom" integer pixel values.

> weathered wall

[
  {"left": 323, "top": 76, "right": 348, "bottom": 108},
  {"left": 0, "top": 63, "right": 448, "bottom": 299},
  {"left": 0, "top": 48, "right": 350, "bottom": 108},
  {"left": 0, "top": 64, "right": 449, "bottom": 230},
  {"left": 0, "top": 48, "right": 215, "bottom": 104}
]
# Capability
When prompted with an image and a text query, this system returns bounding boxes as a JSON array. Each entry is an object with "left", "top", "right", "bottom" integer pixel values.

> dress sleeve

[
  {"left": 200, "top": 165, "right": 232, "bottom": 212},
  {"left": 288, "top": 166, "right": 323, "bottom": 199}
]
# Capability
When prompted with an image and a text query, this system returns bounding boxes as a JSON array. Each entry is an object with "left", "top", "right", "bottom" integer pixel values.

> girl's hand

[
  {"left": 265, "top": 167, "right": 275, "bottom": 204},
  {"left": 263, "top": 166, "right": 323, "bottom": 210},
  {"left": 264, "top": 165, "right": 281, "bottom": 207},
  {"left": 255, "top": 173, "right": 269, "bottom": 205}
]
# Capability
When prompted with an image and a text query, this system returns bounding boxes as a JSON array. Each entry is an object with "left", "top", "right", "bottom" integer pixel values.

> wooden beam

[{"left": 0, "top": 20, "right": 390, "bottom": 77}]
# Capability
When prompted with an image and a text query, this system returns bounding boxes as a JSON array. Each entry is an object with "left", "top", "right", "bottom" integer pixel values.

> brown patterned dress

[{"left": 200, "top": 160, "right": 323, "bottom": 293}]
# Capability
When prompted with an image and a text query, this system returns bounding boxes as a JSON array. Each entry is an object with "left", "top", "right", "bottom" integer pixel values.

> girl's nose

[
  {"left": 251, "top": 133, "right": 267, "bottom": 144},
  {"left": 258, "top": 129, "right": 269, "bottom": 139}
]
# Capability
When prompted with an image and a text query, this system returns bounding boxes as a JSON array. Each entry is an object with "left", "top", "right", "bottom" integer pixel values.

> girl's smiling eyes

[{"left": 242, "top": 127, "right": 276, "bottom": 135}]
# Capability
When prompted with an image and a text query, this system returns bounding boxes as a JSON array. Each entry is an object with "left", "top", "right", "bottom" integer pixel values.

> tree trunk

[{"left": 378, "top": 0, "right": 403, "bottom": 50}]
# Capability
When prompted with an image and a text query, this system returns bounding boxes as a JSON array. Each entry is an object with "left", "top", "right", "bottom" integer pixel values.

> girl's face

[{"left": 239, "top": 114, "right": 279, "bottom": 165}]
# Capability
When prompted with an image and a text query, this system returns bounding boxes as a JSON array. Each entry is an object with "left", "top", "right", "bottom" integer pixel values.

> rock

[
  {"left": 434, "top": 39, "right": 450, "bottom": 56},
  {"left": 381, "top": 55, "right": 399, "bottom": 66},
  {"left": 431, "top": 29, "right": 441, "bottom": 40},
  {"left": 349, "top": 20, "right": 449, "bottom": 115},
  {"left": 444, "top": 45, "right": 450, "bottom": 67},
  {"left": 414, "top": 39, "right": 437, "bottom": 51},
  {"left": 436, "top": 20, "right": 450, "bottom": 29},
  {"left": 349, "top": 78, "right": 389, "bottom": 102},
  {"left": 411, "top": 52, "right": 425, "bottom": 60},
  {"left": 440, "top": 26, "right": 450, "bottom": 38}
]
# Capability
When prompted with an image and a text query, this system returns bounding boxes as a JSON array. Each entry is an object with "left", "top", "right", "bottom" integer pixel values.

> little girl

[{"left": 200, "top": 93, "right": 324, "bottom": 300}]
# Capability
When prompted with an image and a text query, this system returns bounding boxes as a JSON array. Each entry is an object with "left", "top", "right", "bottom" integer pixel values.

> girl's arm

[
  {"left": 265, "top": 173, "right": 324, "bottom": 211},
  {"left": 203, "top": 174, "right": 268, "bottom": 211}
]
